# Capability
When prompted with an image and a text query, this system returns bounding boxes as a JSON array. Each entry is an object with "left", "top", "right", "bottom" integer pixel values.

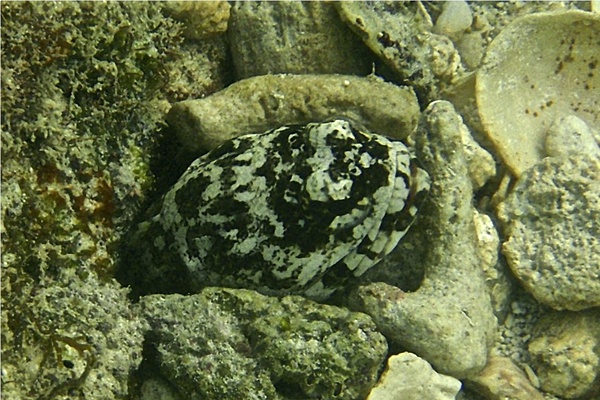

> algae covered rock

[
  {"left": 528, "top": 310, "right": 600, "bottom": 398},
  {"left": 139, "top": 288, "right": 387, "bottom": 400}
]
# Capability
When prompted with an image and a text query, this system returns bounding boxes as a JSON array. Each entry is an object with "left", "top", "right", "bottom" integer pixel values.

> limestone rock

[
  {"left": 466, "top": 356, "right": 544, "bottom": 400},
  {"left": 498, "top": 154, "right": 600, "bottom": 310},
  {"left": 528, "top": 309, "right": 600, "bottom": 399},
  {"left": 166, "top": 74, "right": 420, "bottom": 153},
  {"left": 476, "top": 10, "right": 600, "bottom": 177},
  {"left": 367, "top": 352, "right": 461, "bottom": 400}
]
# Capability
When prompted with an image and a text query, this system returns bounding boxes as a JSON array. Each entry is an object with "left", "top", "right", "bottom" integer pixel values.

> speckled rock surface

[
  {"left": 466, "top": 356, "right": 544, "bottom": 400},
  {"left": 166, "top": 74, "right": 420, "bottom": 153},
  {"left": 528, "top": 310, "right": 600, "bottom": 399},
  {"left": 229, "top": 1, "right": 372, "bottom": 79},
  {"left": 367, "top": 352, "right": 461, "bottom": 400},
  {"left": 497, "top": 154, "right": 600, "bottom": 311},
  {"left": 348, "top": 101, "right": 497, "bottom": 379},
  {"left": 476, "top": 10, "right": 600, "bottom": 177},
  {"left": 139, "top": 288, "right": 388, "bottom": 400}
]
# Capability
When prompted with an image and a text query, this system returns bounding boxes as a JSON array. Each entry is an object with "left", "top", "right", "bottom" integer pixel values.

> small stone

[
  {"left": 228, "top": 1, "right": 371, "bottom": 79},
  {"left": 473, "top": 211, "right": 512, "bottom": 320},
  {"left": 545, "top": 115, "right": 600, "bottom": 159},
  {"left": 139, "top": 288, "right": 388, "bottom": 400},
  {"left": 435, "top": 0, "right": 473, "bottom": 38},
  {"left": 466, "top": 356, "right": 545, "bottom": 400},
  {"left": 528, "top": 309, "right": 600, "bottom": 398},
  {"left": 367, "top": 352, "right": 461, "bottom": 400},
  {"left": 497, "top": 154, "right": 600, "bottom": 310}
]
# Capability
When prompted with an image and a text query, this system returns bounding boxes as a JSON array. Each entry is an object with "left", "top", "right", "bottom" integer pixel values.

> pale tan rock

[
  {"left": 528, "top": 309, "right": 600, "bottom": 399},
  {"left": 476, "top": 10, "right": 600, "bottom": 177},
  {"left": 466, "top": 356, "right": 544, "bottom": 400},
  {"left": 497, "top": 154, "right": 600, "bottom": 311},
  {"left": 166, "top": 74, "right": 420, "bottom": 153},
  {"left": 367, "top": 353, "right": 461, "bottom": 400}
]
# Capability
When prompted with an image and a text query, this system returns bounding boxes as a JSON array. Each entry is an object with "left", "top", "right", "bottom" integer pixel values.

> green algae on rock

[
  {"left": 121, "top": 118, "right": 430, "bottom": 300},
  {"left": 0, "top": 2, "right": 231, "bottom": 398},
  {"left": 139, "top": 288, "right": 388, "bottom": 400}
]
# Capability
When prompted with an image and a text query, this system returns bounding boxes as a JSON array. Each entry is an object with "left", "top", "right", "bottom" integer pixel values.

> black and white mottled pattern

[{"left": 126, "top": 119, "right": 430, "bottom": 300}]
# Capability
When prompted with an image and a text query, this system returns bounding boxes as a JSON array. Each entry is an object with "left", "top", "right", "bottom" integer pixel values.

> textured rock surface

[
  {"left": 0, "top": 2, "right": 229, "bottom": 399},
  {"left": 166, "top": 74, "right": 420, "bottom": 153},
  {"left": 528, "top": 310, "right": 600, "bottom": 399},
  {"left": 229, "top": 1, "right": 371, "bottom": 79},
  {"left": 1, "top": 278, "right": 146, "bottom": 399},
  {"left": 367, "top": 352, "right": 461, "bottom": 400},
  {"left": 348, "top": 101, "right": 497, "bottom": 379},
  {"left": 121, "top": 119, "right": 430, "bottom": 300},
  {"left": 498, "top": 154, "right": 600, "bottom": 311},
  {"left": 466, "top": 356, "right": 544, "bottom": 400},
  {"left": 545, "top": 115, "right": 600, "bottom": 159},
  {"left": 139, "top": 288, "right": 387, "bottom": 400},
  {"left": 336, "top": 2, "right": 465, "bottom": 103}
]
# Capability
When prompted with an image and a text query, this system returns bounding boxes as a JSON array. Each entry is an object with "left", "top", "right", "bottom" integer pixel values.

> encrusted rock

[
  {"left": 367, "top": 352, "right": 461, "bottom": 400},
  {"left": 528, "top": 309, "right": 600, "bottom": 399},
  {"left": 166, "top": 74, "right": 420, "bottom": 153},
  {"left": 348, "top": 101, "right": 497, "bottom": 379},
  {"left": 228, "top": 1, "right": 371, "bottom": 79},
  {"left": 497, "top": 154, "right": 600, "bottom": 311},
  {"left": 139, "top": 288, "right": 387, "bottom": 400}
]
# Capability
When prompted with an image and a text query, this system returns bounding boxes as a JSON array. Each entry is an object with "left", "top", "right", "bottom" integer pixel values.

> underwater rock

[
  {"left": 367, "top": 352, "right": 461, "bottom": 400},
  {"left": 497, "top": 154, "right": 600, "bottom": 311},
  {"left": 528, "top": 309, "right": 600, "bottom": 399},
  {"left": 545, "top": 115, "right": 600, "bottom": 160},
  {"left": 348, "top": 101, "right": 497, "bottom": 379},
  {"left": 139, "top": 288, "right": 387, "bottom": 400},
  {"left": 121, "top": 119, "right": 430, "bottom": 300},
  {"left": 228, "top": 1, "right": 371, "bottom": 79},
  {"left": 336, "top": 1, "right": 465, "bottom": 103},
  {"left": 166, "top": 74, "right": 420, "bottom": 153},
  {"left": 476, "top": 10, "right": 600, "bottom": 177},
  {"left": 466, "top": 356, "right": 545, "bottom": 400}
]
